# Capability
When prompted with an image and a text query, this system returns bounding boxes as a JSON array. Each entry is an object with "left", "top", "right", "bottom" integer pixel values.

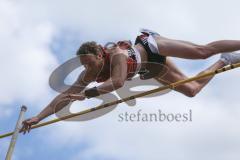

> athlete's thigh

[
  {"left": 155, "top": 58, "right": 196, "bottom": 92},
  {"left": 154, "top": 35, "right": 203, "bottom": 59}
]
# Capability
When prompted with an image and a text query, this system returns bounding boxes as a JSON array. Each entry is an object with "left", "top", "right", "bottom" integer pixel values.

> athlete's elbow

[
  {"left": 185, "top": 85, "right": 200, "bottom": 98},
  {"left": 113, "top": 79, "right": 125, "bottom": 89}
]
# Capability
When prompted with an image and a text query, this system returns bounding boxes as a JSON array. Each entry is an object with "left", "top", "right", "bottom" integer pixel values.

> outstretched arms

[
  {"left": 36, "top": 77, "right": 88, "bottom": 121},
  {"left": 21, "top": 46, "right": 129, "bottom": 133},
  {"left": 21, "top": 70, "right": 92, "bottom": 133},
  {"left": 69, "top": 48, "right": 128, "bottom": 100}
]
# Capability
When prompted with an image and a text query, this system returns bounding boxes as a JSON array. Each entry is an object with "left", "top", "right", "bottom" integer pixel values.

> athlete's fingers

[
  {"left": 23, "top": 125, "right": 28, "bottom": 134},
  {"left": 68, "top": 94, "right": 81, "bottom": 100},
  {"left": 22, "top": 119, "right": 33, "bottom": 134},
  {"left": 27, "top": 124, "right": 32, "bottom": 133},
  {"left": 21, "top": 122, "right": 29, "bottom": 134}
]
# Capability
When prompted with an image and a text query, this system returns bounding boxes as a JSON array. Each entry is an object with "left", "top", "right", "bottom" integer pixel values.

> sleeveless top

[
  {"left": 96, "top": 29, "right": 167, "bottom": 83},
  {"left": 96, "top": 41, "right": 141, "bottom": 83}
]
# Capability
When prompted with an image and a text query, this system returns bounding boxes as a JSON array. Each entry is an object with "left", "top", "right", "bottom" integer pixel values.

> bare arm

[
  {"left": 97, "top": 53, "right": 128, "bottom": 94},
  {"left": 37, "top": 70, "right": 93, "bottom": 121},
  {"left": 36, "top": 84, "right": 85, "bottom": 121},
  {"left": 21, "top": 70, "right": 93, "bottom": 133}
]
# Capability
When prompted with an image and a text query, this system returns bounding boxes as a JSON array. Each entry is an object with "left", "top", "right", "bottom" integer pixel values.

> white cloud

[
  {"left": 16, "top": 0, "right": 240, "bottom": 41},
  {"left": 42, "top": 70, "right": 240, "bottom": 160},
  {"left": 46, "top": 85, "right": 240, "bottom": 160},
  {"left": 0, "top": 106, "right": 13, "bottom": 119},
  {"left": 0, "top": 0, "right": 58, "bottom": 105}
]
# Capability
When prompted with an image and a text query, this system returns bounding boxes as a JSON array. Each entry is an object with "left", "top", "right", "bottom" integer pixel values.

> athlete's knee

[
  {"left": 184, "top": 83, "right": 200, "bottom": 98},
  {"left": 194, "top": 45, "right": 216, "bottom": 59}
]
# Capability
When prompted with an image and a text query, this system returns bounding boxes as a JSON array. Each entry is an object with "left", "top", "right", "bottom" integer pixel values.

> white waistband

[{"left": 140, "top": 28, "right": 160, "bottom": 55}]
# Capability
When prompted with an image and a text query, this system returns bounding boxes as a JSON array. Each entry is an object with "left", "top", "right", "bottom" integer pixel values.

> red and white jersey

[{"left": 96, "top": 41, "right": 141, "bottom": 83}]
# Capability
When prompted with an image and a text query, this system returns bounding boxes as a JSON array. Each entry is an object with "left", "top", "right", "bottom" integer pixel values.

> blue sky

[{"left": 0, "top": 0, "right": 240, "bottom": 160}]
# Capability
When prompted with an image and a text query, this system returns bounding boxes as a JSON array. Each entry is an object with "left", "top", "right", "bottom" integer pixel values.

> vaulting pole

[
  {"left": 0, "top": 63, "right": 240, "bottom": 139},
  {"left": 5, "top": 106, "right": 27, "bottom": 160}
]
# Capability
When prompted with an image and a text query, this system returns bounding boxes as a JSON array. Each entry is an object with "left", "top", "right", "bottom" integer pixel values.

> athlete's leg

[
  {"left": 154, "top": 35, "right": 240, "bottom": 59},
  {"left": 207, "top": 40, "right": 240, "bottom": 53},
  {"left": 155, "top": 58, "right": 225, "bottom": 97},
  {"left": 193, "top": 60, "right": 225, "bottom": 92},
  {"left": 155, "top": 58, "right": 200, "bottom": 97}
]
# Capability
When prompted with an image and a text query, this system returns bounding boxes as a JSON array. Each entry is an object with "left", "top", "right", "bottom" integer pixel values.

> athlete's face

[{"left": 80, "top": 54, "right": 103, "bottom": 70}]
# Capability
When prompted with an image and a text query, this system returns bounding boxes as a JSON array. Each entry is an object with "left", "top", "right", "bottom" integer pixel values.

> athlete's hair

[{"left": 77, "top": 41, "right": 99, "bottom": 56}]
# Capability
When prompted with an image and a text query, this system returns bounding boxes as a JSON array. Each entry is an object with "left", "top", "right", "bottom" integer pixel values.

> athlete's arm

[
  {"left": 96, "top": 53, "right": 128, "bottom": 94},
  {"left": 21, "top": 70, "right": 93, "bottom": 133},
  {"left": 36, "top": 72, "right": 91, "bottom": 121}
]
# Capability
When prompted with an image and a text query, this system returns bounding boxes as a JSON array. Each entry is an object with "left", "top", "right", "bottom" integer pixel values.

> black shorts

[{"left": 135, "top": 33, "right": 166, "bottom": 76}]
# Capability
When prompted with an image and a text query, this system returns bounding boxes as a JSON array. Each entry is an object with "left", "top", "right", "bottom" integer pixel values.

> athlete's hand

[
  {"left": 68, "top": 93, "right": 86, "bottom": 101},
  {"left": 21, "top": 117, "right": 40, "bottom": 134}
]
